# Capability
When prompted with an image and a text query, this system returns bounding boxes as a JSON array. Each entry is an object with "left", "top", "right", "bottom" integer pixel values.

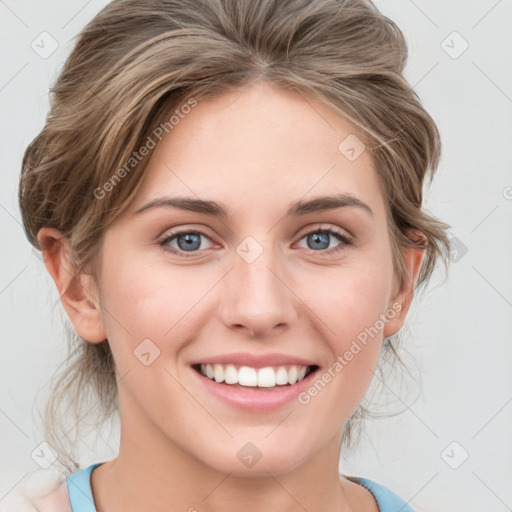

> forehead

[{"left": 129, "top": 81, "right": 386, "bottom": 221}]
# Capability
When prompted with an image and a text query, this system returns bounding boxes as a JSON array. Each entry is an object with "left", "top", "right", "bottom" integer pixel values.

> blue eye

[
  {"left": 296, "top": 228, "right": 352, "bottom": 253},
  {"left": 159, "top": 230, "right": 214, "bottom": 256},
  {"left": 159, "top": 226, "right": 352, "bottom": 257}
]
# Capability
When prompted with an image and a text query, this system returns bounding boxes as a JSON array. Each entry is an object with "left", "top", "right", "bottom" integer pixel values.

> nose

[{"left": 218, "top": 246, "right": 297, "bottom": 338}]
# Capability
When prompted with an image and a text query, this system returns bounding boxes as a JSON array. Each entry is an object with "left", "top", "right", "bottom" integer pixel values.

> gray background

[{"left": 1, "top": 1, "right": 511, "bottom": 510}]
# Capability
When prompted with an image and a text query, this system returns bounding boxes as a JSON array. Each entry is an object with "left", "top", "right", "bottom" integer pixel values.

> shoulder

[
  {"left": 31, "top": 481, "right": 72, "bottom": 512},
  {"left": 347, "top": 476, "right": 416, "bottom": 512},
  {"left": 0, "top": 480, "right": 71, "bottom": 512}
]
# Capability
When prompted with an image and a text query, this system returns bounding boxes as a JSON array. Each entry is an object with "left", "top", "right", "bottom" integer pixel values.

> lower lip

[{"left": 191, "top": 367, "right": 317, "bottom": 411}]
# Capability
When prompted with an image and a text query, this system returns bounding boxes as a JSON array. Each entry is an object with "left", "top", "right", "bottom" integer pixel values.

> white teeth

[
  {"left": 288, "top": 366, "right": 298, "bottom": 385},
  {"left": 213, "top": 364, "right": 224, "bottom": 383},
  {"left": 198, "top": 363, "right": 312, "bottom": 388},
  {"left": 275, "top": 367, "right": 288, "bottom": 385},
  {"left": 224, "top": 364, "right": 238, "bottom": 384},
  {"left": 238, "top": 366, "right": 257, "bottom": 386},
  {"left": 257, "top": 367, "right": 276, "bottom": 387}
]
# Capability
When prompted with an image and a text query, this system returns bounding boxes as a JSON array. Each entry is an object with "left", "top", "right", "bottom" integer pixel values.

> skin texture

[{"left": 39, "top": 81, "right": 424, "bottom": 512}]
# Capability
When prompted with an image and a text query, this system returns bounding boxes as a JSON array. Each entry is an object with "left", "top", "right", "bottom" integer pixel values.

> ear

[
  {"left": 383, "top": 230, "right": 426, "bottom": 338},
  {"left": 37, "top": 227, "right": 107, "bottom": 343}
]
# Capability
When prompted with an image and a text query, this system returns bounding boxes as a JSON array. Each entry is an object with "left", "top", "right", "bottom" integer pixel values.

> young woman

[{"left": 15, "top": 0, "right": 450, "bottom": 510}]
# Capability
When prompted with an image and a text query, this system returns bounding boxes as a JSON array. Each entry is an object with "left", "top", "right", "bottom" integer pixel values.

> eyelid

[
  {"left": 158, "top": 228, "right": 219, "bottom": 257},
  {"left": 158, "top": 223, "right": 354, "bottom": 257},
  {"left": 295, "top": 223, "right": 353, "bottom": 242},
  {"left": 292, "top": 224, "right": 353, "bottom": 254}
]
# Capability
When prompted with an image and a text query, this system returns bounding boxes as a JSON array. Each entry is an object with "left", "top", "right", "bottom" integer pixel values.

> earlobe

[
  {"left": 383, "top": 230, "right": 426, "bottom": 338},
  {"left": 37, "top": 227, "right": 107, "bottom": 343}
]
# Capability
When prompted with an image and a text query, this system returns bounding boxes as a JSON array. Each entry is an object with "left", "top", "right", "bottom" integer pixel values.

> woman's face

[{"left": 90, "top": 81, "right": 411, "bottom": 475}]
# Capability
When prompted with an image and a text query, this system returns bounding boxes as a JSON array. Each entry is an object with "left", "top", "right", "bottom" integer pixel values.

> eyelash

[{"left": 158, "top": 225, "right": 353, "bottom": 258}]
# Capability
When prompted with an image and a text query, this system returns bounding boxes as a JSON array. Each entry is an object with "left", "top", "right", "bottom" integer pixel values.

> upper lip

[{"left": 191, "top": 352, "right": 317, "bottom": 369}]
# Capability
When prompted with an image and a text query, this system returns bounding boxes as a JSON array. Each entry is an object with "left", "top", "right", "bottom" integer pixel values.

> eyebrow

[{"left": 134, "top": 193, "right": 374, "bottom": 218}]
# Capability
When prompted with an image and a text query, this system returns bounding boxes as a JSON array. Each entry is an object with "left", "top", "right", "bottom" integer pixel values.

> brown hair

[{"left": 19, "top": 0, "right": 450, "bottom": 474}]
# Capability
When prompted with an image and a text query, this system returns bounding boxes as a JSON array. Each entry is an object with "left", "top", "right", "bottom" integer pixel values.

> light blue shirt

[{"left": 66, "top": 462, "right": 416, "bottom": 511}]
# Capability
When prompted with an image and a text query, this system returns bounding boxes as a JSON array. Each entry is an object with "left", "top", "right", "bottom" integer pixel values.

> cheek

[
  {"left": 97, "top": 257, "right": 216, "bottom": 363},
  {"left": 305, "top": 257, "right": 392, "bottom": 344},
  {"left": 297, "top": 256, "right": 393, "bottom": 403}
]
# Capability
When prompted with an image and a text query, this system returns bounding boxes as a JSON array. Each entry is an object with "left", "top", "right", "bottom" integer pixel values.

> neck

[
  {"left": 89, "top": 391, "right": 376, "bottom": 512},
  {"left": 92, "top": 446, "right": 357, "bottom": 512}
]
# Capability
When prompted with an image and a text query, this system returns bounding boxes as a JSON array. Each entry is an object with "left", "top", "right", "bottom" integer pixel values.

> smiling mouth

[{"left": 192, "top": 363, "right": 319, "bottom": 390}]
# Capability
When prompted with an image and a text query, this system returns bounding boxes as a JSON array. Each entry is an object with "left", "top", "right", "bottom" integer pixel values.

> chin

[{"left": 196, "top": 439, "right": 311, "bottom": 478}]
